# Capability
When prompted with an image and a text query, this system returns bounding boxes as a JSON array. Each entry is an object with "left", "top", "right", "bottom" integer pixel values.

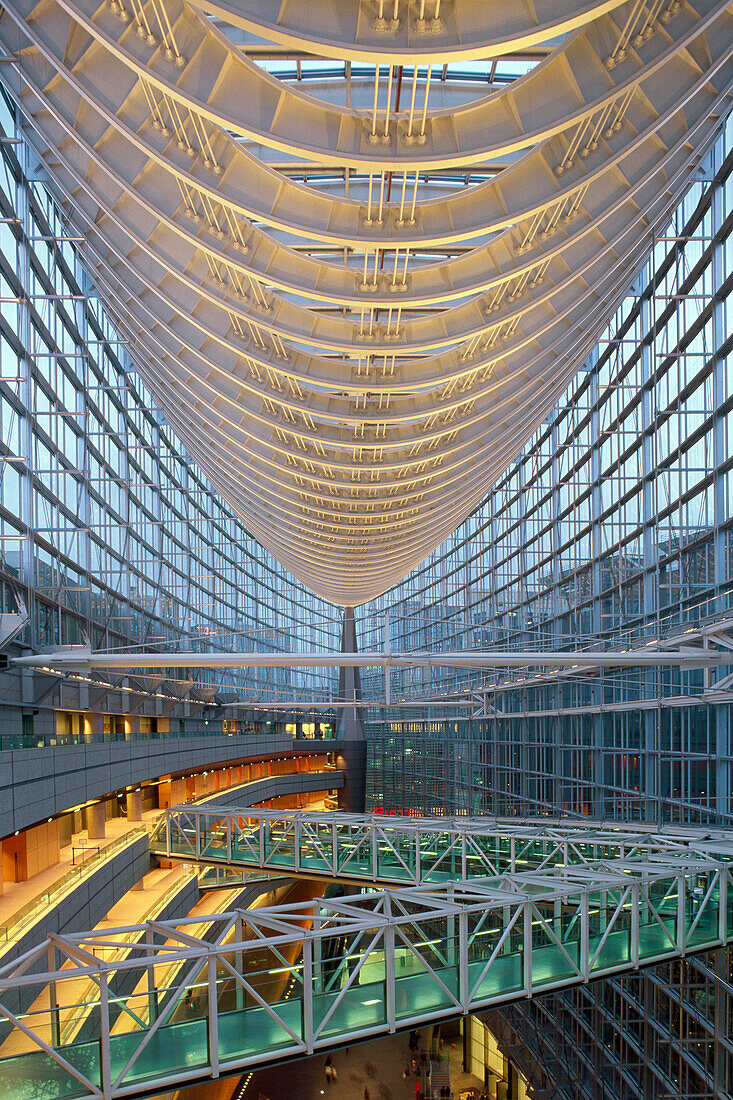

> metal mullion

[
  {"left": 523, "top": 902, "right": 532, "bottom": 996},
  {"left": 677, "top": 872, "right": 687, "bottom": 953},
  {"left": 99, "top": 972, "right": 112, "bottom": 1100},
  {"left": 580, "top": 892, "right": 590, "bottom": 983},
  {"left": 302, "top": 937, "right": 314, "bottom": 1050},
  {"left": 385, "top": 922, "right": 396, "bottom": 1031},
  {"left": 207, "top": 955, "right": 219, "bottom": 1078},
  {"left": 631, "top": 882, "right": 640, "bottom": 968},
  {"left": 719, "top": 867, "right": 728, "bottom": 943}
]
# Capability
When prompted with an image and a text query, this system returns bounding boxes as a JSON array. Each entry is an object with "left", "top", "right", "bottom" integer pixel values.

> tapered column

[{"left": 85, "top": 712, "right": 104, "bottom": 742}]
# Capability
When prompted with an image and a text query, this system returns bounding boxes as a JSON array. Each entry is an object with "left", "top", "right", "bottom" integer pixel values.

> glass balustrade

[{"left": 1, "top": 817, "right": 729, "bottom": 1100}]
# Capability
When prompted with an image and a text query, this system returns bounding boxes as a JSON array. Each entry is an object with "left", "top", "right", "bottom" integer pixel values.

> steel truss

[
  {"left": 152, "top": 806, "right": 733, "bottom": 886},
  {"left": 1, "top": 0, "right": 731, "bottom": 601},
  {"left": 0, "top": 814, "right": 731, "bottom": 1098},
  {"left": 12, "top": 639, "right": 733, "bottom": 672}
]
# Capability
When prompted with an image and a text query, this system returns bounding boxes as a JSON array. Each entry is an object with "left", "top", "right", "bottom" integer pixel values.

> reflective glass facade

[
  {"left": 0, "top": 87, "right": 338, "bottom": 734},
  {"left": 0, "top": 49, "right": 731, "bottom": 1100},
  {"left": 361, "top": 118, "right": 733, "bottom": 1098}
]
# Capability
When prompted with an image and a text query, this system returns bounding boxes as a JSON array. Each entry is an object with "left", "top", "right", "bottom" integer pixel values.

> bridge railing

[
  {"left": 151, "top": 806, "right": 733, "bottom": 886},
  {"left": 0, "top": 834, "right": 731, "bottom": 1099}
]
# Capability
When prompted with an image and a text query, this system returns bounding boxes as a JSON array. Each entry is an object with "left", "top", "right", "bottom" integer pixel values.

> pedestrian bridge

[
  {"left": 0, "top": 811, "right": 731, "bottom": 1099},
  {"left": 151, "top": 805, "right": 733, "bottom": 888}
]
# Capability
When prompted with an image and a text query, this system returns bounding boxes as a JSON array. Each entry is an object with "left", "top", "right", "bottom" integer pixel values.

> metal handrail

[{"left": 0, "top": 827, "right": 147, "bottom": 950}]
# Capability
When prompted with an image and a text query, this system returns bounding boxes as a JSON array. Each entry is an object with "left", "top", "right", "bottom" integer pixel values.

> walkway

[
  {"left": 152, "top": 807, "right": 733, "bottom": 888},
  {"left": 0, "top": 812, "right": 730, "bottom": 1099},
  {"left": 0, "top": 861, "right": 198, "bottom": 1056},
  {"left": 238, "top": 1028, "right": 437, "bottom": 1100},
  {"left": 0, "top": 809, "right": 162, "bottom": 958}
]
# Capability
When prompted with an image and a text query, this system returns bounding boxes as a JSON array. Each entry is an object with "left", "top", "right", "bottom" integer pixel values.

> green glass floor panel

[
  {"left": 468, "top": 952, "right": 523, "bottom": 1001},
  {"left": 262, "top": 849, "right": 297, "bottom": 868},
  {"left": 530, "top": 941, "right": 580, "bottom": 986},
  {"left": 300, "top": 853, "right": 332, "bottom": 871},
  {"left": 421, "top": 868, "right": 457, "bottom": 883},
  {"left": 338, "top": 856, "right": 371, "bottom": 876},
  {"left": 232, "top": 840, "right": 261, "bottom": 863},
  {"left": 589, "top": 927, "right": 631, "bottom": 972},
  {"left": 201, "top": 841, "right": 227, "bottom": 859},
  {"left": 638, "top": 920, "right": 676, "bottom": 959},
  {"left": 394, "top": 966, "right": 459, "bottom": 1019},
  {"left": 375, "top": 864, "right": 414, "bottom": 882},
  {"left": 170, "top": 839, "right": 196, "bottom": 856},
  {"left": 686, "top": 909, "right": 719, "bottom": 947}
]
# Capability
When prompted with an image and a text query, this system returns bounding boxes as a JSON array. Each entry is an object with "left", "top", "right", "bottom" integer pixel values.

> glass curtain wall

[
  {"left": 361, "top": 115, "right": 733, "bottom": 1098},
  {"left": 0, "top": 85, "right": 339, "bottom": 721}
]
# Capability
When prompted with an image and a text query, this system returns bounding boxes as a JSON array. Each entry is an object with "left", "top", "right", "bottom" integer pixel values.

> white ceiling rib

[{"left": 1, "top": 0, "right": 731, "bottom": 603}]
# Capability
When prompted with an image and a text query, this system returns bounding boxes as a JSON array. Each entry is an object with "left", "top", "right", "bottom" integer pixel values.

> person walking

[{"left": 324, "top": 1054, "right": 333, "bottom": 1084}]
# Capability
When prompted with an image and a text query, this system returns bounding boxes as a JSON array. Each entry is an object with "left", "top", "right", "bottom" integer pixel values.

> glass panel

[
  {"left": 467, "top": 910, "right": 524, "bottom": 1002},
  {"left": 217, "top": 1003, "right": 303, "bottom": 1060},
  {"left": 262, "top": 820, "right": 298, "bottom": 868},
  {"left": 639, "top": 878, "right": 677, "bottom": 959},
  {"left": 300, "top": 822, "right": 334, "bottom": 872},
  {"left": 112, "top": 1019, "right": 208, "bottom": 1085},
  {"left": 336, "top": 826, "right": 372, "bottom": 875},
  {"left": 314, "top": 978, "right": 387, "bottom": 1038},
  {"left": 530, "top": 904, "right": 580, "bottom": 986},
  {"left": 419, "top": 832, "right": 461, "bottom": 883},
  {"left": 376, "top": 836, "right": 415, "bottom": 882},
  {"left": 0, "top": 1042, "right": 100, "bottom": 1099}
]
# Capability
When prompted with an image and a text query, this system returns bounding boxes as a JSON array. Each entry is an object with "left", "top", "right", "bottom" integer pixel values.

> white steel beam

[
  {"left": 12, "top": 645, "right": 732, "bottom": 672},
  {"left": 0, "top": 814, "right": 730, "bottom": 1098},
  {"left": 0, "top": 0, "right": 730, "bottom": 603}
]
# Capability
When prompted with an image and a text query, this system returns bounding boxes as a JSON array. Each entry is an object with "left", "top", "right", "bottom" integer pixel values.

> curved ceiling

[{"left": 1, "top": 0, "right": 731, "bottom": 604}]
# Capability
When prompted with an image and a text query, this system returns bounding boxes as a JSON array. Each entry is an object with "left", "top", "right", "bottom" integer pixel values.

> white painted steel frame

[
  {"left": 0, "top": 0, "right": 731, "bottom": 602},
  {"left": 0, "top": 817, "right": 730, "bottom": 1099},
  {"left": 153, "top": 806, "right": 733, "bottom": 885},
  {"left": 12, "top": 639, "right": 733, "bottom": 671}
]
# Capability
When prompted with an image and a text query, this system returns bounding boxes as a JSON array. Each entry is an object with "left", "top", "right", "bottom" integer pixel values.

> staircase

[{"left": 428, "top": 1058, "right": 452, "bottom": 1099}]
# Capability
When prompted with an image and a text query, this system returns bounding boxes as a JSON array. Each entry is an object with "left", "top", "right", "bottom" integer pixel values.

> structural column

[
  {"left": 87, "top": 802, "right": 106, "bottom": 840},
  {"left": 85, "top": 712, "right": 104, "bottom": 742},
  {"left": 126, "top": 788, "right": 143, "bottom": 822},
  {"left": 336, "top": 607, "right": 367, "bottom": 812}
]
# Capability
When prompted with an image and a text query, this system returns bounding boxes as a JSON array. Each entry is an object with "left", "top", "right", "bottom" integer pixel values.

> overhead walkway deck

[
  {"left": 151, "top": 805, "right": 733, "bottom": 887},
  {"left": 0, "top": 812, "right": 731, "bottom": 1099}
]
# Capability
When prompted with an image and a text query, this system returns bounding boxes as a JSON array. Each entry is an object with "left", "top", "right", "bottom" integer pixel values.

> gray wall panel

[{"left": 2, "top": 735, "right": 338, "bottom": 835}]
